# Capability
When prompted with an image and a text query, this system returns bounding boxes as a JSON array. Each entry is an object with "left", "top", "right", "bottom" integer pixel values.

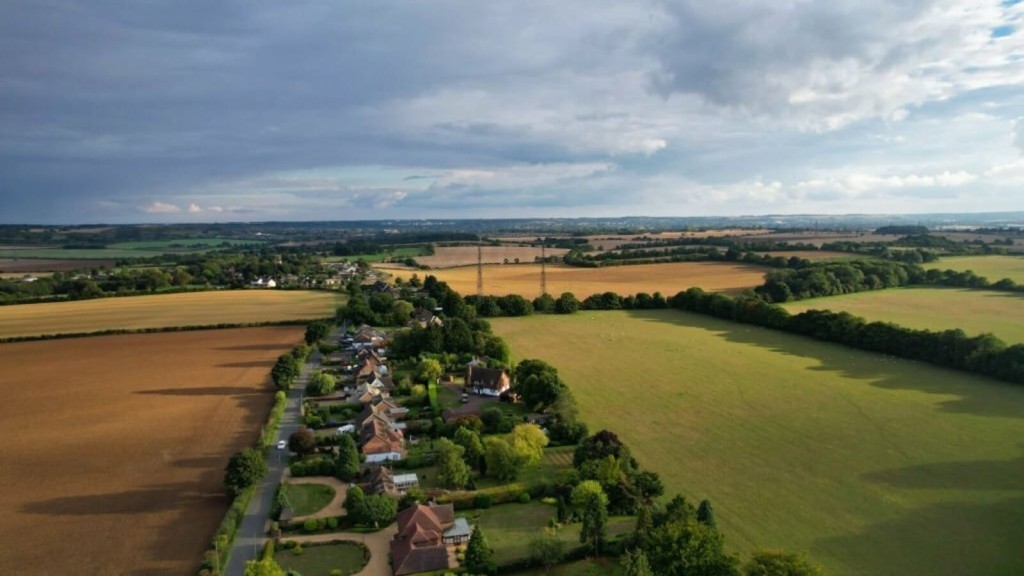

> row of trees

[
  {"left": 756, "top": 260, "right": 922, "bottom": 302},
  {"left": 669, "top": 287, "right": 1024, "bottom": 385}
]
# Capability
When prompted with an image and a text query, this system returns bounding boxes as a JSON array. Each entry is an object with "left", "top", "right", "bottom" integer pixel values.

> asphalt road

[{"left": 224, "top": 325, "right": 345, "bottom": 576}]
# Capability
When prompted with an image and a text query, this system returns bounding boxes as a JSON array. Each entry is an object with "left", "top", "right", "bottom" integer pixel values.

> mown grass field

[
  {"left": 783, "top": 287, "right": 1024, "bottom": 345},
  {"left": 0, "top": 327, "right": 302, "bottom": 576},
  {"left": 933, "top": 254, "right": 1024, "bottom": 284},
  {"left": 0, "top": 289, "right": 342, "bottom": 339},
  {"left": 491, "top": 311, "right": 1024, "bottom": 576},
  {"left": 389, "top": 261, "right": 766, "bottom": 298}
]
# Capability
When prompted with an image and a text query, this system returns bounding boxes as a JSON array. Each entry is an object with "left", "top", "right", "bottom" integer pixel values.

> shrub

[
  {"left": 327, "top": 517, "right": 339, "bottom": 529},
  {"left": 283, "top": 540, "right": 297, "bottom": 549},
  {"left": 518, "top": 492, "right": 531, "bottom": 504},
  {"left": 303, "top": 519, "right": 318, "bottom": 533},
  {"left": 474, "top": 494, "right": 493, "bottom": 509}
]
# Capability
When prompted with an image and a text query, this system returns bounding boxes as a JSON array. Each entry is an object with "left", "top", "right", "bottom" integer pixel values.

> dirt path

[
  {"left": 282, "top": 523, "right": 398, "bottom": 576},
  {"left": 287, "top": 476, "right": 349, "bottom": 521}
]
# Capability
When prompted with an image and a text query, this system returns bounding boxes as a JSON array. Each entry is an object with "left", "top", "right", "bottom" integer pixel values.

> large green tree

[
  {"left": 224, "top": 448, "right": 267, "bottom": 497},
  {"left": 463, "top": 525, "right": 496, "bottom": 575},
  {"left": 288, "top": 427, "right": 317, "bottom": 456},
  {"left": 571, "top": 480, "right": 608, "bottom": 553},
  {"left": 453, "top": 426, "right": 485, "bottom": 471},
  {"left": 742, "top": 550, "right": 825, "bottom": 576},
  {"left": 304, "top": 321, "right": 331, "bottom": 345},
  {"left": 305, "top": 370, "right": 336, "bottom": 396},
  {"left": 436, "top": 438, "right": 472, "bottom": 489},
  {"left": 510, "top": 423, "right": 549, "bottom": 466},
  {"left": 483, "top": 436, "right": 519, "bottom": 481},
  {"left": 514, "top": 359, "right": 566, "bottom": 410},
  {"left": 335, "top": 433, "right": 360, "bottom": 481}
]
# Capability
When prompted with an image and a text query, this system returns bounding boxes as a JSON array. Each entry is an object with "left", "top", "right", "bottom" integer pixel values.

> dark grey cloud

[{"left": 1, "top": 1, "right": 1022, "bottom": 223}]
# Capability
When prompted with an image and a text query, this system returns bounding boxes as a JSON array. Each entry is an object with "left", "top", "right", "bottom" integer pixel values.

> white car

[{"left": 276, "top": 440, "right": 287, "bottom": 450}]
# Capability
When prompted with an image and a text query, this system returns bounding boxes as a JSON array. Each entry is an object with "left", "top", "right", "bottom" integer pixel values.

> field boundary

[{"left": 0, "top": 318, "right": 332, "bottom": 344}]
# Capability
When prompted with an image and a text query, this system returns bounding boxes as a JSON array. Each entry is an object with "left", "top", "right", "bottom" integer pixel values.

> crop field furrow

[{"left": 0, "top": 327, "right": 303, "bottom": 576}]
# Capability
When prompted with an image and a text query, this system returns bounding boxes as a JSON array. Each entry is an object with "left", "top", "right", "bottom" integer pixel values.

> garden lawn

[
  {"left": 933, "top": 254, "right": 1024, "bottom": 284},
  {"left": 508, "top": 557, "right": 623, "bottom": 576},
  {"left": 459, "top": 502, "right": 634, "bottom": 566},
  {"left": 286, "top": 483, "right": 336, "bottom": 516},
  {"left": 275, "top": 542, "right": 368, "bottom": 576},
  {"left": 782, "top": 286, "right": 1024, "bottom": 344},
  {"left": 491, "top": 310, "right": 1024, "bottom": 576}
]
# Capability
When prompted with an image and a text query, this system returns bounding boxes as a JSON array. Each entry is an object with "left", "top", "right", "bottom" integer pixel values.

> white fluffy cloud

[{"left": 141, "top": 201, "right": 181, "bottom": 214}]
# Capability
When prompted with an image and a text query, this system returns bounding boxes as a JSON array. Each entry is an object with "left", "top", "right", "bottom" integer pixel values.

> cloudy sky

[{"left": 2, "top": 0, "right": 1024, "bottom": 223}]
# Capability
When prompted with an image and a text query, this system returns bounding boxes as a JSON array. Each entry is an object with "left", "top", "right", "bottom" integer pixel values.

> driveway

[{"left": 282, "top": 523, "right": 398, "bottom": 576}]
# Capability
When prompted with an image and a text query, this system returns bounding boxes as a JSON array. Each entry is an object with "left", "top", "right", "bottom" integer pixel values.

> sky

[{"left": 2, "top": 0, "right": 1024, "bottom": 224}]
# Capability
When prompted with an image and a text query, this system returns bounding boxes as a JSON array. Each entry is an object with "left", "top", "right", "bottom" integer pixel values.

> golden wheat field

[
  {"left": 416, "top": 245, "right": 569, "bottom": 268},
  {"left": 390, "top": 261, "right": 767, "bottom": 298},
  {"left": 0, "top": 290, "right": 342, "bottom": 339}
]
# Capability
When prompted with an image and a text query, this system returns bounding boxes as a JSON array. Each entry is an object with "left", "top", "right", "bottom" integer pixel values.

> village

[{"left": 267, "top": 304, "right": 621, "bottom": 576}]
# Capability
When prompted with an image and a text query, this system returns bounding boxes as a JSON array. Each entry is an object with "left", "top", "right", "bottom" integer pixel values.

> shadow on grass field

[
  {"left": 634, "top": 308, "right": 1024, "bottom": 421},
  {"left": 814, "top": 496, "right": 1024, "bottom": 576},
  {"left": 490, "top": 310, "right": 1024, "bottom": 576}
]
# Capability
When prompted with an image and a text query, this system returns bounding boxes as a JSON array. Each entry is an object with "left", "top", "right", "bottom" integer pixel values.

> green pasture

[
  {"left": 325, "top": 245, "right": 430, "bottom": 263},
  {"left": 0, "top": 238, "right": 260, "bottom": 260},
  {"left": 933, "top": 254, "right": 1024, "bottom": 284},
  {"left": 782, "top": 287, "right": 1024, "bottom": 345},
  {"left": 491, "top": 310, "right": 1024, "bottom": 576}
]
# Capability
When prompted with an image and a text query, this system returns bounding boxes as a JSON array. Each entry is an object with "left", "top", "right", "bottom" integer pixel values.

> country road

[{"left": 224, "top": 324, "right": 346, "bottom": 576}]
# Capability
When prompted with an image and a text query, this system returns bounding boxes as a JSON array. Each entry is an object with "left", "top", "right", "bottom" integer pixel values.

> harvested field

[
  {"left": 0, "top": 290, "right": 342, "bottom": 339},
  {"left": 0, "top": 327, "right": 303, "bottom": 576},
  {"left": 933, "top": 255, "right": 1024, "bottom": 284},
  {"left": 734, "top": 232, "right": 902, "bottom": 246},
  {"left": 416, "top": 245, "right": 569, "bottom": 268},
  {"left": 0, "top": 258, "right": 116, "bottom": 273},
  {"left": 491, "top": 311, "right": 1024, "bottom": 576},
  {"left": 389, "top": 262, "right": 766, "bottom": 298}
]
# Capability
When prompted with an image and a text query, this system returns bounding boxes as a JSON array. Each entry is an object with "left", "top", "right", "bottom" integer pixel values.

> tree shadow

[
  {"left": 170, "top": 455, "right": 227, "bottom": 469},
  {"left": 217, "top": 360, "right": 278, "bottom": 369},
  {"left": 216, "top": 343, "right": 299, "bottom": 351},
  {"left": 862, "top": 452, "right": 1024, "bottom": 491},
  {"left": 812, "top": 497, "right": 1024, "bottom": 575},
  {"left": 20, "top": 483, "right": 224, "bottom": 516},
  {"left": 135, "top": 386, "right": 265, "bottom": 397},
  {"left": 623, "top": 309, "right": 1024, "bottom": 420}
]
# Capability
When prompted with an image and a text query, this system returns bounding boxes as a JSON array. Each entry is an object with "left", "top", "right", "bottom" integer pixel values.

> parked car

[
  {"left": 276, "top": 440, "right": 287, "bottom": 450},
  {"left": 460, "top": 393, "right": 470, "bottom": 403}
]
